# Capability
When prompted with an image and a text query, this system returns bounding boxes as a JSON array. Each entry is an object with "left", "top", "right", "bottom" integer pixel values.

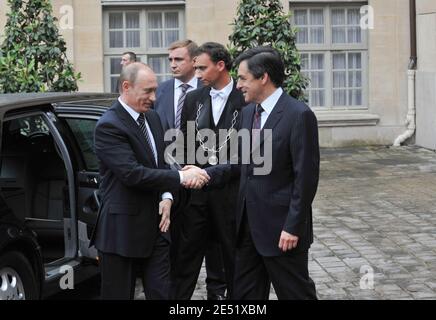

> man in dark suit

[
  {"left": 154, "top": 39, "right": 227, "bottom": 300},
  {"left": 201, "top": 46, "right": 319, "bottom": 299},
  {"left": 92, "top": 62, "right": 210, "bottom": 300},
  {"left": 172, "top": 42, "right": 246, "bottom": 300}
]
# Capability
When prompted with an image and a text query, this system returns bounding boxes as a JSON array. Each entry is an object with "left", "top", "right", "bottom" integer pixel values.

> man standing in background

[
  {"left": 153, "top": 40, "right": 227, "bottom": 300},
  {"left": 173, "top": 42, "right": 247, "bottom": 300},
  {"left": 120, "top": 51, "right": 137, "bottom": 68}
]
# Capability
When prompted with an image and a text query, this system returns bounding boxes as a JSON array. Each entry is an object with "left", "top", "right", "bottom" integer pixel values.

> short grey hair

[{"left": 118, "top": 62, "right": 151, "bottom": 93}]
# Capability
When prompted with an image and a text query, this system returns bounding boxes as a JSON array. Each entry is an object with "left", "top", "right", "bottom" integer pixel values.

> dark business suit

[
  {"left": 154, "top": 78, "right": 228, "bottom": 299},
  {"left": 92, "top": 100, "right": 180, "bottom": 299},
  {"left": 171, "top": 83, "right": 246, "bottom": 299},
  {"left": 206, "top": 91, "right": 319, "bottom": 299}
]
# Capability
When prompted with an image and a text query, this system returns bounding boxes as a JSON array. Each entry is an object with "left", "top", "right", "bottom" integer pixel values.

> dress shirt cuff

[
  {"left": 161, "top": 192, "right": 173, "bottom": 201},
  {"left": 178, "top": 171, "right": 184, "bottom": 184}
]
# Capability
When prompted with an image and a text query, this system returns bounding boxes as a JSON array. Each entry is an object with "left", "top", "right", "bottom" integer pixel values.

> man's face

[
  {"left": 194, "top": 53, "right": 222, "bottom": 88},
  {"left": 169, "top": 47, "right": 195, "bottom": 82},
  {"left": 237, "top": 60, "right": 263, "bottom": 104},
  {"left": 120, "top": 54, "right": 133, "bottom": 68},
  {"left": 123, "top": 68, "right": 157, "bottom": 113}
]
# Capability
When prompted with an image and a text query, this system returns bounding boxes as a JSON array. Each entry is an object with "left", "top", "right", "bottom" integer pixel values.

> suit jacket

[
  {"left": 91, "top": 100, "right": 180, "bottom": 258},
  {"left": 154, "top": 78, "right": 203, "bottom": 133},
  {"left": 206, "top": 91, "right": 320, "bottom": 256}
]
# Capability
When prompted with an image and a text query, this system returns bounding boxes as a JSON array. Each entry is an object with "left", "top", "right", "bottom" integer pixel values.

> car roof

[{"left": 0, "top": 93, "right": 116, "bottom": 112}]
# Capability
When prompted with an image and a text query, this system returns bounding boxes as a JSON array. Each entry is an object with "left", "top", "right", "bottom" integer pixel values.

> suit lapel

[
  {"left": 218, "top": 84, "right": 242, "bottom": 128},
  {"left": 145, "top": 112, "right": 162, "bottom": 168},
  {"left": 252, "top": 92, "right": 286, "bottom": 153},
  {"left": 165, "top": 79, "right": 175, "bottom": 129},
  {"left": 196, "top": 88, "right": 212, "bottom": 130},
  {"left": 260, "top": 93, "right": 285, "bottom": 145},
  {"left": 115, "top": 102, "right": 157, "bottom": 168}
]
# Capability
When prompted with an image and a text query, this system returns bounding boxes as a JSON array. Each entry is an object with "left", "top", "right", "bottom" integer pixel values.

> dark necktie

[
  {"left": 137, "top": 113, "right": 158, "bottom": 165},
  {"left": 175, "top": 83, "right": 190, "bottom": 129},
  {"left": 252, "top": 104, "right": 264, "bottom": 130},
  {"left": 252, "top": 104, "right": 264, "bottom": 144}
]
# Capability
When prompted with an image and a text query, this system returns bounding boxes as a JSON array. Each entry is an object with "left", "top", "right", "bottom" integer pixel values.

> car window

[{"left": 64, "top": 119, "right": 99, "bottom": 172}]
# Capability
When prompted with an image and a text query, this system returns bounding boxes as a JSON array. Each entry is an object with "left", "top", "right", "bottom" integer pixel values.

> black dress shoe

[{"left": 207, "top": 294, "right": 227, "bottom": 300}]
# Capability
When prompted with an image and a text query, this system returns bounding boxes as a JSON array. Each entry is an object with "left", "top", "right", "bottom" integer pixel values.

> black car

[{"left": 0, "top": 93, "right": 116, "bottom": 300}]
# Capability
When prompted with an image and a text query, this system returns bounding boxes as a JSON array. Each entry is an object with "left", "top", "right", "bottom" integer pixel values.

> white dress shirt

[
  {"left": 258, "top": 87, "right": 283, "bottom": 129},
  {"left": 210, "top": 78, "right": 234, "bottom": 126}
]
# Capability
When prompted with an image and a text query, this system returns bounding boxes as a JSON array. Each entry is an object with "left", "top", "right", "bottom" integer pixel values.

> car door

[{"left": 53, "top": 106, "right": 105, "bottom": 259}]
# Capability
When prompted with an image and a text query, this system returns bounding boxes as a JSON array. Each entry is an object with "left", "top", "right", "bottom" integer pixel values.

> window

[
  {"left": 104, "top": 8, "right": 184, "bottom": 92},
  {"left": 64, "top": 119, "right": 99, "bottom": 171},
  {"left": 292, "top": 4, "right": 367, "bottom": 110}
]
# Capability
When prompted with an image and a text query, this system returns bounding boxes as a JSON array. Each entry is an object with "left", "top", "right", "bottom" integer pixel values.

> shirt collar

[
  {"left": 210, "top": 78, "right": 234, "bottom": 99},
  {"left": 174, "top": 77, "right": 198, "bottom": 90},
  {"left": 259, "top": 87, "right": 283, "bottom": 116},
  {"left": 118, "top": 97, "right": 140, "bottom": 122}
]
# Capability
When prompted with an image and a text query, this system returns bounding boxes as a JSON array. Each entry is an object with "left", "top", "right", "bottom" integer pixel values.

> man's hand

[
  {"left": 180, "top": 165, "right": 210, "bottom": 189},
  {"left": 278, "top": 231, "right": 299, "bottom": 252},
  {"left": 159, "top": 199, "right": 172, "bottom": 233}
]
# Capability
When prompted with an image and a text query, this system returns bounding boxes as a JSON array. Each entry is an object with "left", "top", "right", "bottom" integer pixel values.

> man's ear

[
  {"left": 121, "top": 80, "right": 130, "bottom": 92},
  {"left": 216, "top": 60, "right": 225, "bottom": 72},
  {"left": 261, "top": 73, "right": 269, "bottom": 85}
]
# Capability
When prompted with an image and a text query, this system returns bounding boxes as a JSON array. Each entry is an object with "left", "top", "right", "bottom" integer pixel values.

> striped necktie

[
  {"left": 175, "top": 83, "right": 190, "bottom": 129},
  {"left": 137, "top": 113, "right": 158, "bottom": 165}
]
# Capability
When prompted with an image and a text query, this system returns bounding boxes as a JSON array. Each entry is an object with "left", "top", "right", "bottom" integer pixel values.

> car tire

[{"left": 0, "top": 251, "right": 39, "bottom": 300}]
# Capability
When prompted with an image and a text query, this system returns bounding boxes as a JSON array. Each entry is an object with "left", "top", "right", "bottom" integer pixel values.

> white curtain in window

[
  {"left": 126, "top": 31, "right": 140, "bottom": 47},
  {"left": 126, "top": 12, "right": 140, "bottom": 48},
  {"left": 311, "top": 90, "right": 325, "bottom": 107},
  {"left": 349, "top": 52, "right": 361, "bottom": 69},
  {"left": 332, "top": 9, "right": 346, "bottom": 43},
  {"left": 126, "top": 12, "right": 139, "bottom": 28},
  {"left": 333, "top": 89, "right": 347, "bottom": 106},
  {"left": 109, "top": 13, "right": 123, "bottom": 29},
  {"left": 348, "top": 52, "right": 362, "bottom": 105},
  {"left": 300, "top": 54, "right": 309, "bottom": 70},
  {"left": 294, "top": 10, "right": 308, "bottom": 44},
  {"left": 294, "top": 10, "right": 307, "bottom": 25},
  {"left": 310, "top": 10, "right": 324, "bottom": 44},
  {"left": 165, "top": 12, "right": 179, "bottom": 28},
  {"left": 309, "top": 54, "right": 325, "bottom": 107},
  {"left": 348, "top": 27, "right": 361, "bottom": 43},
  {"left": 148, "top": 56, "right": 170, "bottom": 83},
  {"left": 148, "top": 13, "right": 162, "bottom": 48},
  {"left": 110, "top": 31, "right": 123, "bottom": 48}
]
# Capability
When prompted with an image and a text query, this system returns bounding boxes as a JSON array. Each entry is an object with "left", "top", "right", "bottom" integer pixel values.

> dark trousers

[
  {"left": 171, "top": 188, "right": 236, "bottom": 299},
  {"left": 233, "top": 216, "right": 317, "bottom": 300},
  {"left": 170, "top": 207, "right": 226, "bottom": 298},
  {"left": 99, "top": 234, "right": 170, "bottom": 300}
]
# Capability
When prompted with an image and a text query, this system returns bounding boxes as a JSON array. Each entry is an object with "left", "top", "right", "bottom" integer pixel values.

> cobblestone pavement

[{"left": 136, "top": 146, "right": 436, "bottom": 300}]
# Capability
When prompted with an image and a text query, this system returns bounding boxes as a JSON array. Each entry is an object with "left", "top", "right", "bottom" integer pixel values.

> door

[{"left": 59, "top": 116, "right": 101, "bottom": 259}]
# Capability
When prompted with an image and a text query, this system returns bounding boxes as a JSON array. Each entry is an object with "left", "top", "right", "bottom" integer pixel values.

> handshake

[{"left": 179, "top": 165, "right": 210, "bottom": 189}]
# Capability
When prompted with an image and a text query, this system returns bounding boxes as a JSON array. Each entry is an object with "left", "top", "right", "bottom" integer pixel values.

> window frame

[
  {"left": 103, "top": 6, "right": 185, "bottom": 92},
  {"left": 291, "top": 3, "right": 368, "bottom": 111}
]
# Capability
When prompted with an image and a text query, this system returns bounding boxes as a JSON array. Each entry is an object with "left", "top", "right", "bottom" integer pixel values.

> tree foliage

[
  {"left": 0, "top": 0, "right": 81, "bottom": 93},
  {"left": 228, "top": 0, "right": 308, "bottom": 100}
]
